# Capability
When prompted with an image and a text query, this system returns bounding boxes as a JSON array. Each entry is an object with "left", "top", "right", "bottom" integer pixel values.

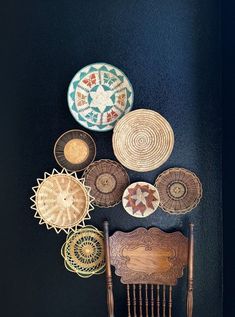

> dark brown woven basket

[
  {"left": 83, "top": 159, "right": 130, "bottom": 208},
  {"left": 54, "top": 129, "right": 96, "bottom": 172},
  {"left": 155, "top": 167, "right": 202, "bottom": 214}
]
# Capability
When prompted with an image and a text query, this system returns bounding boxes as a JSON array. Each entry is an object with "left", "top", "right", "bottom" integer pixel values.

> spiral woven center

[
  {"left": 113, "top": 110, "right": 174, "bottom": 172},
  {"left": 96, "top": 173, "right": 116, "bottom": 193}
]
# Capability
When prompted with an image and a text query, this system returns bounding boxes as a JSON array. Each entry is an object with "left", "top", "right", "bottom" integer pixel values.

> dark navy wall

[{"left": 1, "top": 1, "right": 222, "bottom": 316}]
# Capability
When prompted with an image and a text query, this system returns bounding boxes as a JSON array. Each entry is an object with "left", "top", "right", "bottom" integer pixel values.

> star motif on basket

[
  {"left": 30, "top": 168, "right": 94, "bottom": 234},
  {"left": 67, "top": 63, "right": 134, "bottom": 131},
  {"left": 89, "top": 85, "right": 114, "bottom": 113},
  {"left": 124, "top": 183, "right": 158, "bottom": 215}
]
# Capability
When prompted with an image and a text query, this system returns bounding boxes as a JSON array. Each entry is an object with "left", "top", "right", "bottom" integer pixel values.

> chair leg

[
  {"left": 187, "top": 224, "right": 194, "bottom": 317},
  {"left": 104, "top": 221, "right": 114, "bottom": 317}
]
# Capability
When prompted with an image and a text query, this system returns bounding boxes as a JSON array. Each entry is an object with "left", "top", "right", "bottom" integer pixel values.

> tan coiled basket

[{"left": 112, "top": 109, "right": 174, "bottom": 172}]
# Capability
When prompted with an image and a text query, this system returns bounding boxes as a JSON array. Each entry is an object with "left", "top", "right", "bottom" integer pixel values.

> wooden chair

[{"left": 103, "top": 221, "right": 194, "bottom": 317}]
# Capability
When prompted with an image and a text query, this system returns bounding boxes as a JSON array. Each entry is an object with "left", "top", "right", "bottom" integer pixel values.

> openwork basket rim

[
  {"left": 30, "top": 168, "right": 95, "bottom": 234},
  {"left": 155, "top": 167, "right": 203, "bottom": 214},
  {"left": 83, "top": 159, "right": 130, "bottom": 208}
]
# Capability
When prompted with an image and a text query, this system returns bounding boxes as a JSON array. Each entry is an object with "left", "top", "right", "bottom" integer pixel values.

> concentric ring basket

[
  {"left": 112, "top": 109, "right": 174, "bottom": 172},
  {"left": 61, "top": 225, "right": 105, "bottom": 278}
]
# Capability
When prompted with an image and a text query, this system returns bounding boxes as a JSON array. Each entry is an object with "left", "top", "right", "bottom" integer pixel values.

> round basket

[
  {"left": 67, "top": 63, "right": 134, "bottom": 132},
  {"left": 122, "top": 181, "right": 160, "bottom": 218},
  {"left": 155, "top": 167, "right": 202, "bottom": 214},
  {"left": 54, "top": 129, "right": 96, "bottom": 172},
  {"left": 83, "top": 159, "right": 130, "bottom": 208},
  {"left": 30, "top": 169, "right": 94, "bottom": 233},
  {"left": 61, "top": 226, "right": 105, "bottom": 278},
  {"left": 112, "top": 109, "right": 174, "bottom": 172}
]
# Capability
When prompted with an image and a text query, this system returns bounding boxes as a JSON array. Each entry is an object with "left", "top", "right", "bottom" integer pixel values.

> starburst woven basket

[
  {"left": 112, "top": 109, "right": 174, "bottom": 172},
  {"left": 30, "top": 169, "right": 94, "bottom": 233},
  {"left": 61, "top": 225, "right": 105, "bottom": 278}
]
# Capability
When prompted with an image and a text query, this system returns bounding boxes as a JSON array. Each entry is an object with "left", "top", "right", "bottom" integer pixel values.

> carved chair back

[{"left": 103, "top": 222, "right": 194, "bottom": 317}]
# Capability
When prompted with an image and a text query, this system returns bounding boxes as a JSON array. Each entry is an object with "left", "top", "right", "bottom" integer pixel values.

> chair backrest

[{"left": 103, "top": 222, "right": 194, "bottom": 317}]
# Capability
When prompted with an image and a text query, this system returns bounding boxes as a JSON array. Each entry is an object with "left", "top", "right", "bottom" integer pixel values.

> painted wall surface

[{"left": 1, "top": 1, "right": 222, "bottom": 316}]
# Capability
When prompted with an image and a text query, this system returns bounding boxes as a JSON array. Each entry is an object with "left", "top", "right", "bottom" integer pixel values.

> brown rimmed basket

[
  {"left": 155, "top": 167, "right": 202, "bottom": 214},
  {"left": 83, "top": 159, "right": 130, "bottom": 208},
  {"left": 54, "top": 129, "right": 96, "bottom": 172}
]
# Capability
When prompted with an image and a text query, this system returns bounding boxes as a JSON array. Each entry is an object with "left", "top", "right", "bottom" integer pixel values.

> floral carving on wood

[{"left": 109, "top": 227, "right": 188, "bottom": 285}]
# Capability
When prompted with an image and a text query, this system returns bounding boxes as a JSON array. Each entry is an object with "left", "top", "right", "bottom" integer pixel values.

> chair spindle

[
  {"left": 133, "top": 284, "right": 137, "bottom": 317},
  {"left": 145, "top": 284, "right": 149, "bottom": 317},
  {"left": 156, "top": 284, "right": 160, "bottom": 317},
  {"left": 139, "top": 284, "right": 143, "bottom": 317},
  {"left": 127, "top": 284, "right": 131, "bottom": 317},
  {"left": 169, "top": 286, "right": 172, "bottom": 317},
  {"left": 162, "top": 285, "right": 166, "bottom": 317},
  {"left": 151, "top": 285, "right": 154, "bottom": 317}
]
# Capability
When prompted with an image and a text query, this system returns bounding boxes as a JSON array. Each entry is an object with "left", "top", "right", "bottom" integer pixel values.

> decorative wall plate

[
  {"left": 30, "top": 169, "right": 94, "bottom": 233},
  {"left": 83, "top": 159, "right": 130, "bottom": 208},
  {"left": 67, "top": 63, "right": 134, "bottom": 132},
  {"left": 61, "top": 226, "right": 105, "bottom": 278},
  {"left": 112, "top": 109, "right": 174, "bottom": 172},
  {"left": 155, "top": 167, "right": 202, "bottom": 214},
  {"left": 122, "top": 182, "right": 160, "bottom": 218},
  {"left": 54, "top": 129, "right": 96, "bottom": 172}
]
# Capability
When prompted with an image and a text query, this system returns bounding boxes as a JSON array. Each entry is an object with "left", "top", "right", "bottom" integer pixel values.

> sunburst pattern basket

[
  {"left": 30, "top": 168, "right": 94, "bottom": 233},
  {"left": 155, "top": 167, "right": 202, "bottom": 214},
  {"left": 112, "top": 109, "right": 174, "bottom": 172},
  {"left": 61, "top": 226, "right": 105, "bottom": 278}
]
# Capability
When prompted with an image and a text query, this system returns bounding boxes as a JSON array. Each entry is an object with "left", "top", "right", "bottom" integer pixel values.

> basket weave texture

[
  {"left": 61, "top": 225, "right": 105, "bottom": 278},
  {"left": 155, "top": 167, "right": 202, "bottom": 214},
  {"left": 83, "top": 159, "right": 130, "bottom": 208},
  {"left": 30, "top": 169, "right": 94, "bottom": 233},
  {"left": 112, "top": 109, "right": 174, "bottom": 172},
  {"left": 54, "top": 129, "right": 96, "bottom": 172}
]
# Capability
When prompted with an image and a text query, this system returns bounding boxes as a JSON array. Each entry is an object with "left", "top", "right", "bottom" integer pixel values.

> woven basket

[
  {"left": 83, "top": 159, "right": 130, "bottom": 208},
  {"left": 61, "top": 225, "right": 105, "bottom": 278},
  {"left": 112, "top": 109, "right": 174, "bottom": 172},
  {"left": 122, "top": 181, "right": 160, "bottom": 218},
  {"left": 155, "top": 167, "right": 202, "bottom": 214},
  {"left": 30, "top": 169, "right": 94, "bottom": 233},
  {"left": 54, "top": 129, "right": 96, "bottom": 172}
]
